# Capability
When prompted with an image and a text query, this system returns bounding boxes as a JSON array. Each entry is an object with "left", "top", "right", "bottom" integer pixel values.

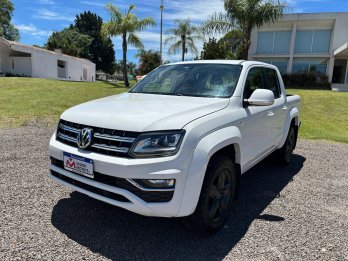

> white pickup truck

[{"left": 49, "top": 60, "right": 301, "bottom": 233}]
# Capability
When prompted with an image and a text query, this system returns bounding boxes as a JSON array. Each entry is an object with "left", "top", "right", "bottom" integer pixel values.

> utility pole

[{"left": 160, "top": 0, "right": 164, "bottom": 64}]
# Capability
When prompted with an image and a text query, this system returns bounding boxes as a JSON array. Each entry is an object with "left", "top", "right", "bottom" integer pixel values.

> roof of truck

[{"left": 166, "top": 60, "right": 271, "bottom": 66}]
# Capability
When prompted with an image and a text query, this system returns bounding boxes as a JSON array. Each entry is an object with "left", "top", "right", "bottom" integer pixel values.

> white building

[
  {"left": 249, "top": 12, "right": 348, "bottom": 91},
  {"left": 0, "top": 37, "right": 96, "bottom": 82}
]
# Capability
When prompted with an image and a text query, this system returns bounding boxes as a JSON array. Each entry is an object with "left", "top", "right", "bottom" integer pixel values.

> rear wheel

[
  {"left": 185, "top": 155, "right": 236, "bottom": 234},
  {"left": 277, "top": 126, "right": 297, "bottom": 165}
]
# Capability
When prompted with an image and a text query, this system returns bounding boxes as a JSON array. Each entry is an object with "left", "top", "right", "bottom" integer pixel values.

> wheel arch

[
  {"left": 178, "top": 126, "right": 242, "bottom": 216},
  {"left": 278, "top": 107, "right": 300, "bottom": 149},
  {"left": 209, "top": 144, "right": 242, "bottom": 201}
]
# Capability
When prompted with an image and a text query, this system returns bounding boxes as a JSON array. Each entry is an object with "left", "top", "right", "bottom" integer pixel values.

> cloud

[
  {"left": 32, "top": 8, "right": 75, "bottom": 21},
  {"left": 163, "top": 0, "right": 225, "bottom": 21},
  {"left": 79, "top": 0, "right": 131, "bottom": 10},
  {"left": 37, "top": 0, "right": 55, "bottom": 4},
  {"left": 79, "top": 1, "right": 105, "bottom": 8},
  {"left": 15, "top": 23, "right": 52, "bottom": 37}
]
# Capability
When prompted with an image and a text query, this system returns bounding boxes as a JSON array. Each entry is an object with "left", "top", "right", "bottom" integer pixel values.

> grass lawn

[
  {"left": 0, "top": 77, "right": 134, "bottom": 128},
  {"left": 287, "top": 89, "right": 348, "bottom": 143},
  {"left": 0, "top": 77, "right": 347, "bottom": 143}
]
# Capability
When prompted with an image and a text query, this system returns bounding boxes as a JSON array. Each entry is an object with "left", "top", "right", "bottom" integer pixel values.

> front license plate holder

[{"left": 63, "top": 152, "right": 94, "bottom": 178}]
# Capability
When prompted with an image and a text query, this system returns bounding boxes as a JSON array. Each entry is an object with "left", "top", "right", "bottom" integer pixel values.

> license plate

[{"left": 63, "top": 152, "right": 94, "bottom": 178}]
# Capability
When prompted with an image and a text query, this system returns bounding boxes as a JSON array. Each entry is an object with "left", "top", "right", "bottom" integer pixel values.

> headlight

[{"left": 130, "top": 130, "right": 185, "bottom": 158}]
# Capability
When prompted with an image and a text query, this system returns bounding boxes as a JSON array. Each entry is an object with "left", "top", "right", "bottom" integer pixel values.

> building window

[
  {"left": 259, "top": 59, "right": 288, "bottom": 75},
  {"left": 57, "top": 60, "right": 67, "bottom": 78},
  {"left": 295, "top": 30, "right": 331, "bottom": 54},
  {"left": 257, "top": 32, "right": 274, "bottom": 53},
  {"left": 257, "top": 31, "right": 291, "bottom": 54},
  {"left": 274, "top": 31, "right": 292, "bottom": 54},
  {"left": 292, "top": 58, "right": 327, "bottom": 75},
  {"left": 312, "top": 30, "right": 331, "bottom": 53}
]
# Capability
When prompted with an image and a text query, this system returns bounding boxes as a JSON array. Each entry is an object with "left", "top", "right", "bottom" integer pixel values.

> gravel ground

[{"left": 0, "top": 126, "right": 347, "bottom": 261}]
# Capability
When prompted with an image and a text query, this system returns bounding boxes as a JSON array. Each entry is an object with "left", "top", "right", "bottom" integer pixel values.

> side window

[
  {"left": 243, "top": 67, "right": 264, "bottom": 99},
  {"left": 263, "top": 68, "right": 281, "bottom": 99}
]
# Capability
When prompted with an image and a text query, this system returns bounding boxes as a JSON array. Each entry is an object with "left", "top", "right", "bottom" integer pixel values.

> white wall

[
  {"left": 0, "top": 42, "right": 11, "bottom": 73},
  {"left": 65, "top": 58, "right": 95, "bottom": 82},
  {"left": 31, "top": 52, "right": 60, "bottom": 79},
  {"left": 12, "top": 57, "right": 32, "bottom": 76},
  {"left": 32, "top": 53, "right": 96, "bottom": 82},
  {"left": 324, "top": 13, "right": 348, "bottom": 52}
]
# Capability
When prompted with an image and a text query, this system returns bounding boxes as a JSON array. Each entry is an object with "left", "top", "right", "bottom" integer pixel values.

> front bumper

[{"left": 49, "top": 134, "right": 195, "bottom": 217}]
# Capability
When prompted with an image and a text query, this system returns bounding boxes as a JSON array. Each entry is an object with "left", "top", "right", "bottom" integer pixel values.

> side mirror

[{"left": 245, "top": 89, "right": 275, "bottom": 107}]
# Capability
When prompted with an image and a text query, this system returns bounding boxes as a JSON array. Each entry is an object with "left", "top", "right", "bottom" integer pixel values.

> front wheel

[{"left": 184, "top": 155, "right": 236, "bottom": 234}]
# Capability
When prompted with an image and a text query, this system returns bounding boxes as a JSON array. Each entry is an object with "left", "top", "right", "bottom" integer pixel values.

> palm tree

[
  {"left": 203, "top": 0, "right": 286, "bottom": 60},
  {"left": 102, "top": 4, "right": 156, "bottom": 87},
  {"left": 165, "top": 19, "right": 202, "bottom": 61}
]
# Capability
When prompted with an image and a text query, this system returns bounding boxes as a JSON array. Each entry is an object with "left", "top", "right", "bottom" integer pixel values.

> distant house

[
  {"left": 0, "top": 37, "right": 96, "bottom": 82},
  {"left": 249, "top": 12, "right": 348, "bottom": 91}
]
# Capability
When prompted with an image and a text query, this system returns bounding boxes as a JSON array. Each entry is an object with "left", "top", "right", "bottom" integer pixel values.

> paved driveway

[{"left": 1, "top": 127, "right": 347, "bottom": 260}]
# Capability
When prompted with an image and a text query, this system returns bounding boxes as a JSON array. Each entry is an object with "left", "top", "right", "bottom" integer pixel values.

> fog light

[
  {"left": 131, "top": 179, "right": 175, "bottom": 190},
  {"left": 146, "top": 179, "right": 175, "bottom": 187}
]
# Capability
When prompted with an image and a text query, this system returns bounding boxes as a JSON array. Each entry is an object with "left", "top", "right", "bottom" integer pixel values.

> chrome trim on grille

[
  {"left": 94, "top": 133, "right": 136, "bottom": 143},
  {"left": 91, "top": 144, "right": 129, "bottom": 153},
  {"left": 57, "top": 132, "right": 77, "bottom": 143},
  {"left": 57, "top": 120, "right": 139, "bottom": 158},
  {"left": 58, "top": 123, "right": 79, "bottom": 133}
]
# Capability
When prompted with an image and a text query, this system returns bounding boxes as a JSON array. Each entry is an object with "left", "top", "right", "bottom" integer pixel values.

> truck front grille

[{"left": 56, "top": 119, "right": 139, "bottom": 158}]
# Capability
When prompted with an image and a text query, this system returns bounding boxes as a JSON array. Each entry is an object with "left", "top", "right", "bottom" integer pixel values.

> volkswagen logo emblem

[{"left": 77, "top": 128, "right": 93, "bottom": 149}]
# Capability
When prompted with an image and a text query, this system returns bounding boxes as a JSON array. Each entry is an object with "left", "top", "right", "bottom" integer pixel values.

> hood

[{"left": 61, "top": 93, "right": 229, "bottom": 132}]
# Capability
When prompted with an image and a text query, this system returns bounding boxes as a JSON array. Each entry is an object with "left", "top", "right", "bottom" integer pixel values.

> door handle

[
  {"left": 282, "top": 106, "right": 288, "bottom": 110},
  {"left": 267, "top": 111, "right": 274, "bottom": 117}
]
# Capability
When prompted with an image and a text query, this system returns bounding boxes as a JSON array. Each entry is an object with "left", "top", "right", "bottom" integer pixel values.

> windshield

[{"left": 130, "top": 64, "right": 242, "bottom": 98}]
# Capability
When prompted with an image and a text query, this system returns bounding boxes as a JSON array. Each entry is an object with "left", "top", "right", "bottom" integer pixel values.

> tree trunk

[
  {"left": 122, "top": 33, "right": 129, "bottom": 88},
  {"left": 181, "top": 34, "right": 186, "bottom": 61},
  {"left": 242, "top": 30, "right": 252, "bottom": 60},
  {"left": 242, "top": 45, "right": 249, "bottom": 60}
]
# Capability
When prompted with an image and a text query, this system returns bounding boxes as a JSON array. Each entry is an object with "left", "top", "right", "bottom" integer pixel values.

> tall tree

[
  {"left": 200, "top": 38, "right": 225, "bottom": 60},
  {"left": 203, "top": 0, "right": 286, "bottom": 60},
  {"left": 137, "top": 50, "right": 161, "bottom": 75},
  {"left": 75, "top": 11, "right": 116, "bottom": 74},
  {"left": 0, "top": 0, "right": 19, "bottom": 41},
  {"left": 165, "top": 19, "right": 202, "bottom": 61},
  {"left": 218, "top": 29, "right": 243, "bottom": 59},
  {"left": 46, "top": 27, "right": 93, "bottom": 57},
  {"left": 102, "top": 4, "right": 156, "bottom": 87}
]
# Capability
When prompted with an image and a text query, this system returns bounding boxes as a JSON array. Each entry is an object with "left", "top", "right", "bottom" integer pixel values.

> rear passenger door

[{"left": 262, "top": 68, "right": 287, "bottom": 146}]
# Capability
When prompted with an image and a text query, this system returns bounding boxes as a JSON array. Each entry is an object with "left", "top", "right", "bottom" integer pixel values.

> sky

[{"left": 11, "top": 0, "right": 348, "bottom": 64}]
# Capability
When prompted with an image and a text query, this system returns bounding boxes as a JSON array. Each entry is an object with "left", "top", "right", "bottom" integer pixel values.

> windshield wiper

[{"left": 131, "top": 92, "right": 176, "bottom": 96}]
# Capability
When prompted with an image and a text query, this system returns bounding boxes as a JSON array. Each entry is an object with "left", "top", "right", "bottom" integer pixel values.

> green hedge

[{"left": 283, "top": 73, "right": 330, "bottom": 89}]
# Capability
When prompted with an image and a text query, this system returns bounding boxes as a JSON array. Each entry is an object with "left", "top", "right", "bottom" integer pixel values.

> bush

[
  {"left": 282, "top": 73, "right": 330, "bottom": 89},
  {"left": 4, "top": 72, "right": 29, "bottom": 77}
]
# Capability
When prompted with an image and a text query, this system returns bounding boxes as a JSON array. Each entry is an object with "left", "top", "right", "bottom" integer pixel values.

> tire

[
  {"left": 276, "top": 126, "right": 297, "bottom": 165},
  {"left": 184, "top": 155, "right": 237, "bottom": 234}
]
